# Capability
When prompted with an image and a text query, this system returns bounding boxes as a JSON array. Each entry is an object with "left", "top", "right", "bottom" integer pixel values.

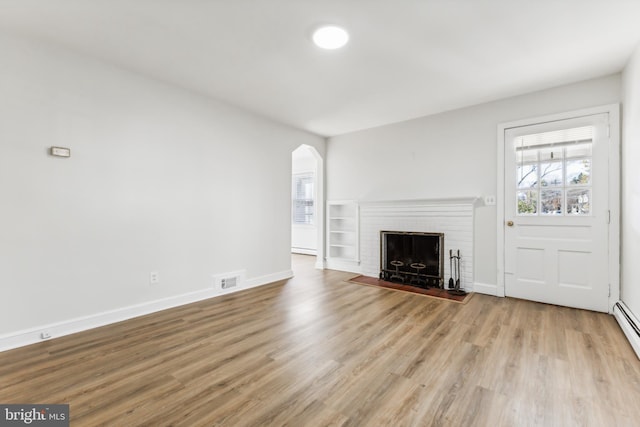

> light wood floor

[{"left": 2, "top": 255, "right": 640, "bottom": 426}]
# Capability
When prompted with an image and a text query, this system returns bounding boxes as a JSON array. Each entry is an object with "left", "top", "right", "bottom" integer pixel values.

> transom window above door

[{"left": 515, "top": 125, "right": 593, "bottom": 216}]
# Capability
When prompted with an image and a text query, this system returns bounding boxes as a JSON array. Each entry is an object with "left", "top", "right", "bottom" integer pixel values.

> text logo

[{"left": 0, "top": 405, "right": 69, "bottom": 426}]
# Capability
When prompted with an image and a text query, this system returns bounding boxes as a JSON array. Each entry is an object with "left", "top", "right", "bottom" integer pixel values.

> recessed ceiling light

[{"left": 312, "top": 26, "right": 349, "bottom": 50}]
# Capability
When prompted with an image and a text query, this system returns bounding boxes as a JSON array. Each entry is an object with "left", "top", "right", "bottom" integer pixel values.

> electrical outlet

[
  {"left": 484, "top": 195, "right": 496, "bottom": 206},
  {"left": 149, "top": 271, "right": 160, "bottom": 284}
]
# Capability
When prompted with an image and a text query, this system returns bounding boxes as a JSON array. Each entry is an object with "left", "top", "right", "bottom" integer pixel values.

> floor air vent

[{"left": 614, "top": 301, "right": 640, "bottom": 360}]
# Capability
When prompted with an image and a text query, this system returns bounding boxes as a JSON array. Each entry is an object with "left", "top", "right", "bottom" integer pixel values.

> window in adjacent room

[{"left": 292, "top": 173, "right": 315, "bottom": 225}]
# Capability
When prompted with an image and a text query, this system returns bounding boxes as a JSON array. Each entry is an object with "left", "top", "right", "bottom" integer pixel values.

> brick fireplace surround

[{"left": 358, "top": 198, "right": 479, "bottom": 292}]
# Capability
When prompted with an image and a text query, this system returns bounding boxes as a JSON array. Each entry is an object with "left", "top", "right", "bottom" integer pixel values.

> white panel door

[{"left": 504, "top": 113, "right": 610, "bottom": 312}]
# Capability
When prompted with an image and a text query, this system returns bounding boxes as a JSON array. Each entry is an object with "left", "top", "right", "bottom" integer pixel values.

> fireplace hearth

[{"left": 380, "top": 231, "right": 444, "bottom": 288}]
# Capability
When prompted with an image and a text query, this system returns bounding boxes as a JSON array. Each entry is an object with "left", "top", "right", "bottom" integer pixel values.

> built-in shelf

[{"left": 326, "top": 201, "right": 359, "bottom": 268}]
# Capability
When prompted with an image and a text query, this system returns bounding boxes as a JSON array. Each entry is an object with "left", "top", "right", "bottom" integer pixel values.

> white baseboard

[
  {"left": 473, "top": 282, "right": 499, "bottom": 296},
  {"left": 613, "top": 301, "right": 640, "bottom": 360},
  {"left": 0, "top": 269, "right": 293, "bottom": 353},
  {"left": 324, "top": 259, "right": 362, "bottom": 275},
  {"left": 291, "top": 248, "right": 317, "bottom": 256},
  {"left": 244, "top": 270, "right": 293, "bottom": 288}
]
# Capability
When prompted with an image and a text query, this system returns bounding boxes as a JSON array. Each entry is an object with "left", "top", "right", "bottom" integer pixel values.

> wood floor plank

[{"left": 1, "top": 254, "right": 640, "bottom": 426}]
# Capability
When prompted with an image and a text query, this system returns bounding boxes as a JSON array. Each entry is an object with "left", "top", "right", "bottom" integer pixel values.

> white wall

[
  {"left": 291, "top": 145, "right": 318, "bottom": 253},
  {"left": 327, "top": 74, "right": 620, "bottom": 287},
  {"left": 0, "top": 32, "right": 324, "bottom": 338},
  {"left": 622, "top": 43, "right": 640, "bottom": 317}
]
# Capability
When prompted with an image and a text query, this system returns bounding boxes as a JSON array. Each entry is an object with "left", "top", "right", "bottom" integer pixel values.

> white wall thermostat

[{"left": 50, "top": 146, "right": 71, "bottom": 157}]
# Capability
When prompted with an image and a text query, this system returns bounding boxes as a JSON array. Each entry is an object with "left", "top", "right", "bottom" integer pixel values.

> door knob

[{"left": 506, "top": 220, "right": 514, "bottom": 227}]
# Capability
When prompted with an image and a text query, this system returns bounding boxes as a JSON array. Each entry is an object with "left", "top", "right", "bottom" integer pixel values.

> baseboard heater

[{"left": 613, "top": 301, "right": 640, "bottom": 360}]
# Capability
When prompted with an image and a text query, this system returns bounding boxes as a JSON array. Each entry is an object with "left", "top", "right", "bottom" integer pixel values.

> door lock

[{"left": 506, "top": 220, "right": 514, "bottom": 227}]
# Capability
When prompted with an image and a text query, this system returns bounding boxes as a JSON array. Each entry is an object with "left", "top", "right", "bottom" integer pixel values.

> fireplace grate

[{"left": 380, "top": 231, "right": 444, "bottom": 288}]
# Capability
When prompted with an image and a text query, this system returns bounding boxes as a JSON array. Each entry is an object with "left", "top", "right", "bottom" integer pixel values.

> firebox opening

[{"left": 380, "top": 231, "right": 444, "bottom": 288}]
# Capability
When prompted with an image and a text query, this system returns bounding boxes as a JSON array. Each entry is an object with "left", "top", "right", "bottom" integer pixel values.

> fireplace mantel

[{"left": 358, "top": 196, "right": 482, "bottom": 207}]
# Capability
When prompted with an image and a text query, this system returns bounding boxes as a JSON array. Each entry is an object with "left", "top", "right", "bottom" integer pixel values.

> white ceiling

[{"left": 1, "top": 1, "right": 640, "bottom": 137}]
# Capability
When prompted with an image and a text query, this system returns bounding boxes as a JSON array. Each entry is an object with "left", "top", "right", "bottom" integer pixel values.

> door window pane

[
  {"left": 567, "top": 189, "right": 591, "bottom": 215},
  {"left": 566, "top": 143, "right": 592, "bottom": 158},
  {"left": 567, "top": 159, "right": 591, "bottom": 185},
  {"left": 539, "top": 162, "right": 563, "bottom": 187},
  {"left": 517, "top": 165, "right": 538, "bottom": 189},
  {"left": 519, "top": 149, "right": 538, "bottom": 163},
  {"left": 517, "top": 190, "right": 538, "bottom": 214},
  {"left": 541, "top": 189, "right": 563, "bottom": 215},
  {"left": 539, "top": 147, "right": 563, "bottom": 161}
]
